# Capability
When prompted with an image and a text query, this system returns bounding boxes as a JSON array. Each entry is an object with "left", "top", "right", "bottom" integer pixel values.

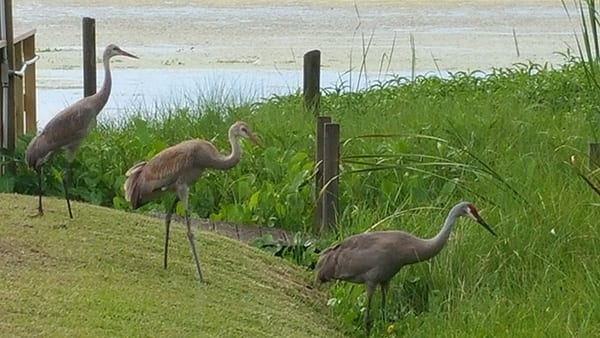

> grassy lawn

[{"left": 0, "top": 193, "right": 344, "bottom": 337}]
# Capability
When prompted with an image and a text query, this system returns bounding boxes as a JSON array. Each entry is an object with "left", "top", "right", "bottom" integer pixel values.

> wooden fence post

[
  {"left": 322, "top": 122, "right": 339, "bottom": 232},
  {"left": 82, "top": 17, "right": 96, "bottom": 97},
  {"left": 4, "top": 0, "right": 16, "bottom": 174},
  {"left": 303, "top": 49, "right": 320, "bottom": 115},
  {"left": 306, "top": 49, "right": 324, "bottom": 232},
  {"left": 23, "top": 34, "right": 36, "bottom": 134},
  {"left": 314, "top": 116, "right": 331, "bottom": 234},
  {"left": 13, "top": 41, "right": 23, "bottom": 138}
]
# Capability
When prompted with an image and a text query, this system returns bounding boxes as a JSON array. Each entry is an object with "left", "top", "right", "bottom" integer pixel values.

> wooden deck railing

[
  {"left": 0, "top": 28, "right": 37, "bottom": 174},
  {"left": 0, "top": 29, "right": 37, "bottom": 145}
]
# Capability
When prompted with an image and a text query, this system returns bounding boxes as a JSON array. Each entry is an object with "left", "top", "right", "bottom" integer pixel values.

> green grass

[{"left": 0, "top": 193, "right": 344, "bottom": 337}]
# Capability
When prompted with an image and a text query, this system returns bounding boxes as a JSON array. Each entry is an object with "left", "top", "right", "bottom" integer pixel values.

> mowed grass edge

[{"left": 0, "top": 193, "right": 345, "bottom": 337}]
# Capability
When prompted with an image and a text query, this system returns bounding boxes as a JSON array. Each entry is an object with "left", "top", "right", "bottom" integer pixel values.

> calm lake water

[{"left": 36, "top": 68, "right": 411, "bottom": 128}]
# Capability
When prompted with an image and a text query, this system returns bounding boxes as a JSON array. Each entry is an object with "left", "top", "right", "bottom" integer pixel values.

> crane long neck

[
  {"left": 215, "top": 128, "right": 241, "bottom": 170},
  {"left": 89, "top": 55, "right": 112, "bottom": 116},
  {"left": 419, "top": 206, "right": 462, "bottom": 261}
]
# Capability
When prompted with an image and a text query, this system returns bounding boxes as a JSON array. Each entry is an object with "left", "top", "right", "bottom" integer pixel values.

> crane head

[
  {"left": 465, "top": 203, "right": 496, "bottom": 236},
  {"left": 104, "top": 44, "right": 139, "bottom": 60},
  {"left": 232, "top": 121, "right": 261, "bottom": 146}
]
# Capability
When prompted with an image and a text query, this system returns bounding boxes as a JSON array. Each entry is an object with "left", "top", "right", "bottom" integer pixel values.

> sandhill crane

[
  {"left": 315, "top": 201, "right": 496, "bottom": 336},
  {"left": 25, "top": 44, "right": 138, "bottom": 218},
  {"left": 123, "top": 121, "right": 259, "bottom": 283}
]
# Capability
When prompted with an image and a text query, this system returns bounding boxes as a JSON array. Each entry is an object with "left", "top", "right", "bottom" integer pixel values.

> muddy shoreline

[{"left": 15, "top": 1, "right": 580, "bottom": 73}]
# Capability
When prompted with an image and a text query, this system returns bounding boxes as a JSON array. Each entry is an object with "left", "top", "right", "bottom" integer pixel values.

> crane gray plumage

[
  {"left": 25, "top": 44, "right": 138, "bottom": 218},
  {"left": 123, "top": 121, "right": 259, "bottom": 283},
  {"left": 315, "top": 201, "right": 496, "bottom": 336}
]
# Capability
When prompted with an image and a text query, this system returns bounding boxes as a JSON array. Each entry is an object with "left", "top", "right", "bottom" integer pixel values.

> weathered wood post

[
  {"left": 303, "top": 50, "right": 320, "bottom": 115},
  {"left": 589, "top": 143, "right": 600, "bottom": 170},
  {"left": 82, "top": 17, "right": 96, "bottom": 97},
  {"left": 13, "top": 41, "right": 23, "bottom": 137},
  {"left": 4, "top": 0, "right": 16, "bottom": 174},
  {"left": 23, "top": 33, "right": 36, "bottom": 134},
  {"left": 322, "top": 122, "right": 339, "bottom": 232},
  {"left": 304, "top": 50, "right": 324, "bottom": 233},
  {"left": 314, "top": 116, "right": 331, "bottom": 233}
]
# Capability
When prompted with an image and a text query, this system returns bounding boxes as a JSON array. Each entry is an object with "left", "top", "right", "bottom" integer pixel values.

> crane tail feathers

[
  {"left": 124, "top": 161, "right": 147, "bottom": 209},
  {"left": 125, "top": 161, "right": 147, "bottom": 176},
  {"left": 25, "top": 134, "right": 53, "bottom": 170}
]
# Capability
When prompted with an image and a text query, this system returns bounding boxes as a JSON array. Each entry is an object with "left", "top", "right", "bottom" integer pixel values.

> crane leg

[
  {"left": 365, "top": 282, "right": 376, "bottom": 337},
  {"left": 177, "top": 186, "right": 204, "bottom": 283},
  {"left": 380, "top": 282, "right": 389, "bottom": 323},
  {"left": 185, "top": 209, "right": 204, "bottom": 283},
  {"left": 163, "top": 197, "right": 179, "bottom": 269},
  {"left": 61, "top": 164, "right": 73, "bottom": 219},
  {"left": 32, "top": 167, "right": 44, "bottom": 217},
  {"left": 38, "top": 169, "right": 43, "bottom": 214}
]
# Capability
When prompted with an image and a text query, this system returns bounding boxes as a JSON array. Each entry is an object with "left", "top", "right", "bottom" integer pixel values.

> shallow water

[{"left": 36, "top": 67, "right": 410, "bottom": 128}]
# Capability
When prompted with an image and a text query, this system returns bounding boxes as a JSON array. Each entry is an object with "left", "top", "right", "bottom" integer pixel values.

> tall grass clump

[
  {"left": 563, "top": 0, "right": 600, "bottom": 138},
  {"left": 318, "top": 58, "right": 600, "bottom": 335}
]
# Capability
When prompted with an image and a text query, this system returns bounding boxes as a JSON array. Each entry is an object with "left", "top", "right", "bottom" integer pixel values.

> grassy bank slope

[{"left": 0, "top": 193, "right": 343, "bottom": 337}]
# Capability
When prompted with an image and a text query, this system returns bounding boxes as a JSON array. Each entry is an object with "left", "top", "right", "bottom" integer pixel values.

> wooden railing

[
  {"left": 0, "top": 29, "right": 37, "bottom": 149},
  {"left": 0, "top": 28, "right": 37, "bottom": 175}
]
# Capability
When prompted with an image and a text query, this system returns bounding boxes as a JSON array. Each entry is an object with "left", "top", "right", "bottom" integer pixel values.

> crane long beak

[
  {"left": 118, "top": 48, "right": 139, "bottom": 59},
  {"left": 476, "top": 215, "right": 496, "bottom": 236},
  {"left": 247, "top": 132, "right": 262, "bottom": 147}
]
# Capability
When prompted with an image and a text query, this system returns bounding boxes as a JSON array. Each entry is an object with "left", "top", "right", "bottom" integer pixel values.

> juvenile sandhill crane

[
  {"left": 25, "top": 44, "right": 138, "bottom": 218},
  {"left": 315, "top": 201, "right": 496, "bottom": 336},
  {"left": 123, "top": 121, "right": 259, "bottom": 283}
]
